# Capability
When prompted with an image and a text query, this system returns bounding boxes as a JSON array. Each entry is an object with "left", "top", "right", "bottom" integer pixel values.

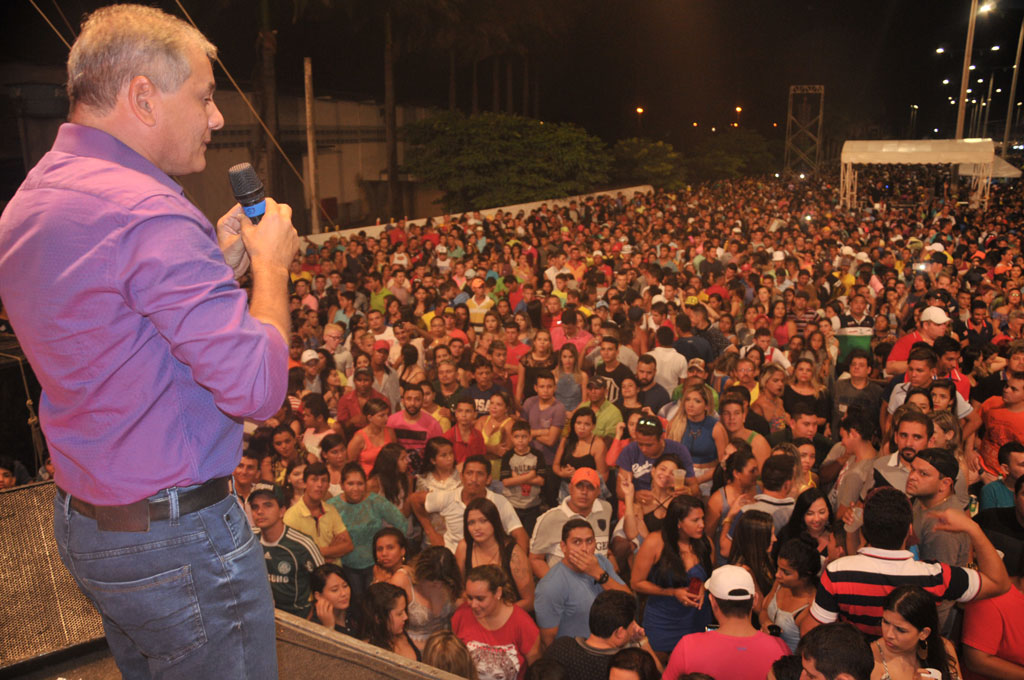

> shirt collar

[
  {"left": 858, "top": 546, "right": 914, "bottom": 560},
  {"left": 52, "top": 123, "right": 184, "bottom": 196}
]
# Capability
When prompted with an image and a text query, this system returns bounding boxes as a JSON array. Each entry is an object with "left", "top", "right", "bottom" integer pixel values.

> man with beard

[
  {"left": 635, "top": 355, "right": 671, "bottom": 414},
  {"left": 386, "top": 384, "right": 442, "bottom": 474}
]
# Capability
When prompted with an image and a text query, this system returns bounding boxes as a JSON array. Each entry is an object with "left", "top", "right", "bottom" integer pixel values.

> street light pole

[
  {"left": 635, "top": 107, "right": 644, "bottom": 134},
  {"left": 956, "top": 0, "right": 980, "bottom": 139},
  {"left": 1002, "top": 15, "right": 1024, "bottom": 155}
]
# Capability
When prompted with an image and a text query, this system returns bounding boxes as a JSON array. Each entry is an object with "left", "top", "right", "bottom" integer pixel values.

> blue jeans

[{"left": 54, "top": 487, "right": 278, "bottom": 679}]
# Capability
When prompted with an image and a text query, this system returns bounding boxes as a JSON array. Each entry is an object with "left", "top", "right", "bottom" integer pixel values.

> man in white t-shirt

[
  {"left": 648, "top": 326, "right": 688, "bottom": 394},
  {"left": 410, "top": 455, "right": 526, "bottom": 554}
]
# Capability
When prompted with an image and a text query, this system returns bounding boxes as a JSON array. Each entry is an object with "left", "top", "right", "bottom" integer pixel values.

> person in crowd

[
  {"left": 250, "top": 487, "right": 323, "bottom": 617},
  {"left": 761, "top": 537, "right": 820, "bottom": 653},
  {"left": 309, "top": 563, "right": 359, "bottom": 637},
  {"left": 961, "top": 478, "right": 1024, "bottom": 679},
  {"left": 325, "top": 462, "right": 407, "bottom": 602},
  {"left": 869, "top": 586, "right": 963, "bottom": 680},
  {"left": 522, "top": 370, "right": 567, "bottom": 472},
  {"left": 347, "top": 397, "right": 396, "bottom": 476},
  {"left": 719, "top": 391, "right": 772, "bottom": 468},
  {"left": 661, "top": 564, "right": 790, "bottom": 680},
  {"left": 798, "top": 622, "right": 875, "bottom": 680},
  {"left": 724, "top": 453, "right": 796, "bottom": 547},
  {"left": 335, "top": 368, "right": 388, "bottom": 434},
  {"left": 608, "top": 647, "right": 661, "bottom": 680},
  {"left": 540, "top": 590, "right": 656, "bottom": 680},
  {"left": 726, "top": 509, "right": 776, "bottom": 599},
  {"left": 552, "top": 407, "right": 608, "bottom": 496},
  {"left": 363, "top": 581, "right": 421, "bottom": 661},
  {"left": 387, "top": 384, "right": 444, "bottom": 473},
  {"left": 411, "top": 454, "right": 528, "bottom": 554},
  {"left": 534, "top": 518, "right": 630, "bottom": 648},
  {"left": 803, "top": 487, "right": 1010, "bottom": 638},
  {"left": 453, "top": 565, "right": 541, "bottom": 680},
  {"left": 367, "top": 442, "right": 412, "bottom": 514},
  {"left": 629, "top": 495, "right": 714, "bottom": 658},
  {"left": 404, "top": 546, "right": 462, "bottom": 652},
  {"left": 665, "top": 384, "right": 727, "bottom": 496},
  {"left": 422, "top": 632, "right": 479, "bottom": 680},
  {"left": 500, "top": 420, "right": 548, "bottom": 535},
  {"left": 283, "top": 462, "right": 354, "bottom": 565},
  {"left": 317, "top": 433, "right": 347, "bottom": 496},
  {"left": 775, "top": 487, "right": 833, "bottom": 559},
  {"left": 456, "top": 497, "right": 535, "bottom": 612},
  {"left": 614, "top": 414, "right": 698, "bottom": 496},
  {"left": 529, "top": 468, "right": 614, "bottom": 578}
]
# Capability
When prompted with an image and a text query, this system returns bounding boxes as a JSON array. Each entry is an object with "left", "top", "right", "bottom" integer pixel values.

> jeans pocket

[{"left": 78, "top": 564, "right": 208, "bottom": 662}]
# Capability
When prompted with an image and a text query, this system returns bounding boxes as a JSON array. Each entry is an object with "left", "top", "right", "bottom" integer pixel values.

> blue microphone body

[{"left": 227, "top": 162, "right": 266, "bottom": 224}]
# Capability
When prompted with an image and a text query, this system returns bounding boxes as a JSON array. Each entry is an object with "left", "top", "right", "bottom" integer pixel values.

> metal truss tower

[{"left": 784, "top": 85, "right": 825, "bottom": 176}]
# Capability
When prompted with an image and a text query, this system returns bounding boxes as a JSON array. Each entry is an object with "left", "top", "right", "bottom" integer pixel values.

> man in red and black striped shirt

[{"left": 802, "top": 487, "right": 1009, "bottom": 638}]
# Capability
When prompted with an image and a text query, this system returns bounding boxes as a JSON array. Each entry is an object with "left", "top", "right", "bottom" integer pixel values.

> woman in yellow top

[{"left": 477, "top": 391, "right": 515, "bottom": 479}]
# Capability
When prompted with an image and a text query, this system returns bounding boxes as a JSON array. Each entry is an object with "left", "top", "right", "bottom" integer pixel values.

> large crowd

[{"left": 5, "top": 171, "right": 1024, "bottom": 680}]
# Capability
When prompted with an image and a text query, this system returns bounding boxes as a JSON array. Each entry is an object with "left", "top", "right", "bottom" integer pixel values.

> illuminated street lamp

[
  {"left": 735, "top": 106, "right": 743, "bottom": 126},
  {"left": 635, "top": 106, "right": 644, "bottom": 133}
]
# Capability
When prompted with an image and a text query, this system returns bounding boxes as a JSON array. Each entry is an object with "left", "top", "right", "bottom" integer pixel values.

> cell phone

[
  {"left": 914, "top": 263, "right": 928, "bottom": 271},
  {"left": 687, "top": 577, "right": 703, "bottom": 595}
]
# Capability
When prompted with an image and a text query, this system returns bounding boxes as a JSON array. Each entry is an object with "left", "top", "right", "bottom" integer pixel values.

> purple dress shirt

[{"left": 0, "top": 124, "right": 287, "bottom": 504}]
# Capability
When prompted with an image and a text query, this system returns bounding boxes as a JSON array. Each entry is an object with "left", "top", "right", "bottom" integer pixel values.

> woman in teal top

[{"left": 326, "top": 461, "right": 407, "bottom": 608}]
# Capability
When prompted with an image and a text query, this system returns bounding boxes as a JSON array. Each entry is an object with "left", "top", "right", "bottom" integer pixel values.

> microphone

[{"left": 227, "top": 162, "right": 266, "bottom": 224}]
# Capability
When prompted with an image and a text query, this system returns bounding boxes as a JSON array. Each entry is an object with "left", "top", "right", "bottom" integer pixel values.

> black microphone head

[{"left": 228, "top": 162, "right": 265, "bottom": 204}]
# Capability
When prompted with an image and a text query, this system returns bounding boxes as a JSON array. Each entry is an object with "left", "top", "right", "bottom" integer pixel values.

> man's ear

[{"left": 127, "top": 75, "right": 158, "bottom": 126}]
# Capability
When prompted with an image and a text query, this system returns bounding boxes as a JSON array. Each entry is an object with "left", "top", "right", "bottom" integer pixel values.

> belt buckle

[{"left": 95, "top": 499, "right": 151, "bottom": 532}]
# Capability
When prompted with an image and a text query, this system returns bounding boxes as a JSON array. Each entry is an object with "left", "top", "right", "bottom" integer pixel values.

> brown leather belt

[{"left": 57, "top": 476, "right": 231, "bottom": 532}]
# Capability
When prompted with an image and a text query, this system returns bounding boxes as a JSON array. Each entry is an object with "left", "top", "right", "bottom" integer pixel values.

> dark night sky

[{"left": 4, "top": 0, "right": 1024, "bottom": 151}]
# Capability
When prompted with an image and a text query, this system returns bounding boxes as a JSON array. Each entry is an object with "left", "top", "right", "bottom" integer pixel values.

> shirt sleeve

[
  {"left": 809, "top": 571, "right": 840, "bottom": 624},
  {"left": 493, "top": 493, "right": 524, "bottom": 533},
  {"left": 116, "top": 207, "right": 288, "bottom": 420},
  {"left": 945, "top": 565, "right": 982, "bottom": 603},
  {"left": 533, "top": 575, "right": 563, "bottom": 629},
  {"left": 954, "top": 393, "right": 973, "bottom": 419},
  {"left": 424, "top": 489, "right": 449, "bottom": 514},
  {"left": 374, "top": 493, "right": 408, "bottom": 531}
]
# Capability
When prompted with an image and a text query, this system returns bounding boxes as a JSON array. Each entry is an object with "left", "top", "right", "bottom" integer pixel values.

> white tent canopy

[
  {"left": 840, "top": 138, "right": 995, "bottom": 210},
  {"left": 960, "top": 154, "right": 1021, "bottom": 178}
]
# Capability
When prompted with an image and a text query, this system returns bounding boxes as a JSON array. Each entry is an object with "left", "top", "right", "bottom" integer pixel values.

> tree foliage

[
  {"left": 612, "top": 137, "right": 686, "bottom": 190},
  {"left": 403, "top": 111, "right": 610, "bottom": 212},
  {"left": 686, "top": 128, "right": 778, "bottom": 182}
]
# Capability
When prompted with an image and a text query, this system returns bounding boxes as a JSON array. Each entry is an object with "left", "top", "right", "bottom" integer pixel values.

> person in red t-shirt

[
  {"left": 979, "top": 372, "right": 1024, "bottom": 476},
  {"left": 886, "top": 306, "right": 951, "bottom": 376},
  {"left": 446, "top": 397, "right": 487, "bottom": 463}
]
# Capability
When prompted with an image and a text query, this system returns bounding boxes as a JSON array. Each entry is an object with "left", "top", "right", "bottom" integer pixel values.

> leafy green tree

[
  {"left": 404, "top": 111, "right": 610, "bottom": 212},
  {"left": 686, "top": 128, "right": 778, "bottom": 181},
  {"left": 612, "top": 137, "right": 686, "bottom": 189}
]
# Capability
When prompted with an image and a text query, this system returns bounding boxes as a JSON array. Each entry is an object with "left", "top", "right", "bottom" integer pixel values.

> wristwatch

[{"left": 594, "top": 572, "right": 610, "bottom": 585}]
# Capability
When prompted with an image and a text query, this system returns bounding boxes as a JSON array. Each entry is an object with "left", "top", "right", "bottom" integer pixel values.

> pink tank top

[{"left": 359, "top": 430, "right": 385, "bottom": 476}]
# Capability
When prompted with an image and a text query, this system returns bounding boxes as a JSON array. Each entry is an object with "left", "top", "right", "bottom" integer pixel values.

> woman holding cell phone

[{"left": 629, "top": 494, "right": 713, "bottom": 661}]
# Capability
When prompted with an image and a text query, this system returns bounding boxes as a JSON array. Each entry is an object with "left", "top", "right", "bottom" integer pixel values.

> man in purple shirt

[{"left": 0, "top": 6, "right": 296, "bottom": 679}]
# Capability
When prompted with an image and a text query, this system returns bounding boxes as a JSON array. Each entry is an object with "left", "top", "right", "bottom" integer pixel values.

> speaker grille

[{"left": 0, "top": 482, "right": 104, "bottom": 669}]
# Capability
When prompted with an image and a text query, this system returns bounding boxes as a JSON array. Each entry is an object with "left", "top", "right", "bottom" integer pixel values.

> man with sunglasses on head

[{"left": 613, "top": 415, "right": 697, "bottom": 497}]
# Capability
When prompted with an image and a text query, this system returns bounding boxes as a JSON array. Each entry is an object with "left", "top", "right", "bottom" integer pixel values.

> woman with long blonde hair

[{"left": 666, "top": 384, "right": 727, "bottom": 498}]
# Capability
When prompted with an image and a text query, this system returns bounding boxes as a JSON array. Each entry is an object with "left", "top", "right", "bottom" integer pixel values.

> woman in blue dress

[{"left": 629, "top": 494, "right": 713, "bottom": 659}]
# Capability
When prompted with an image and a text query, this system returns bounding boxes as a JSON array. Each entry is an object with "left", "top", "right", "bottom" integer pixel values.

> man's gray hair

[{"left": 67, "top": 4, "right": 217, "bottom": 112}]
